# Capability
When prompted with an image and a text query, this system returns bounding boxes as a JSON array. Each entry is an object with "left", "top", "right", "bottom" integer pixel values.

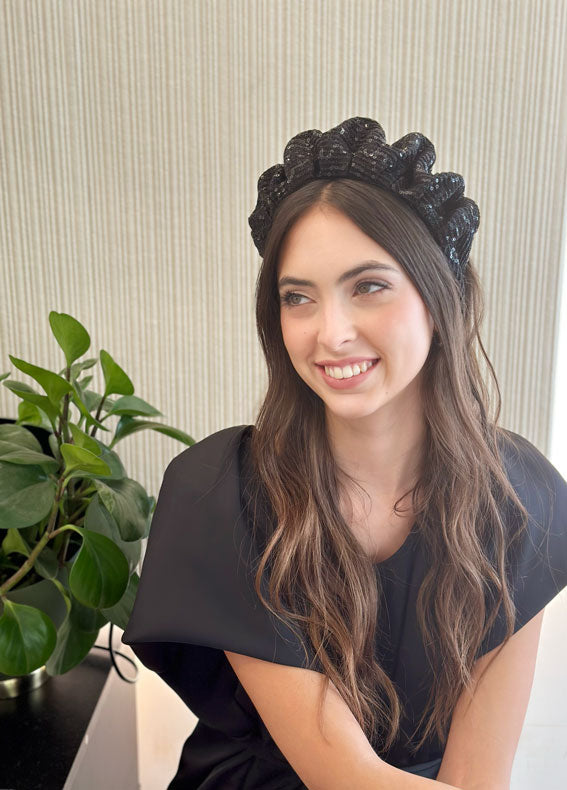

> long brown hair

[{"left": 249, "top": 178, "right": 529, "bottom": 754}]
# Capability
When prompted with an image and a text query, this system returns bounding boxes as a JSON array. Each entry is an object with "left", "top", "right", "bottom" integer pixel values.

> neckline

[{"left": 373, "top": 523, "right": 418, "bottom": 567}]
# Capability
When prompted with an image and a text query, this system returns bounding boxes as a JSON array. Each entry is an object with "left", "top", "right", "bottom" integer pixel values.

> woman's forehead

[{"left": 278, "top": 206, "right": 402, "bottom": 277}]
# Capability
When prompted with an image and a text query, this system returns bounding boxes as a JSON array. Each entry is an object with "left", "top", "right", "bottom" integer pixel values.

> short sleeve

[
  {"left": 479, "top": 430, "right": 567, "bottom": 655},
  {"left": 121, "top": 425, "right": 311, "bottom": 721}
]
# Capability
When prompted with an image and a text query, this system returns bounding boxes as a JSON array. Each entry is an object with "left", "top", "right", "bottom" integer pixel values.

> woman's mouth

[
  {"left": 323, "top": 360, "right": 375, "bottom": 379},
  {"left": 317, "top": 359, "right": 380, "bottom": 388}
]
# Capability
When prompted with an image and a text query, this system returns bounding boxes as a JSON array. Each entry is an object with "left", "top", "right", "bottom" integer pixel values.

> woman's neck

[{"left": 326, "top": 406, "right": 427, "bottom": 500}]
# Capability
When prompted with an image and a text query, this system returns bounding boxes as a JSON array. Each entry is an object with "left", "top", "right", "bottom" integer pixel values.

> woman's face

[{"left": 277, "top": 204, "right": 435, "bottom": 426}]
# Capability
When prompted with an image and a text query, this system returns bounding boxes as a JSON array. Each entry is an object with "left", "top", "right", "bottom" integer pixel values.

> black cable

[{"left": 91, "top": 621, "right": 139, "bottom": 683}]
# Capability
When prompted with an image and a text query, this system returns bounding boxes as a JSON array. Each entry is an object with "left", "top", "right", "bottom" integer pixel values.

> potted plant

[{"left": 0, "top": 311, "right": 194, "bottom": 689}]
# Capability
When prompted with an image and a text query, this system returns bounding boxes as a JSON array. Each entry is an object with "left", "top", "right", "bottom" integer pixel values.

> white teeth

[{"left": 324, "top": 360, "right": 375, "bottom": 379}]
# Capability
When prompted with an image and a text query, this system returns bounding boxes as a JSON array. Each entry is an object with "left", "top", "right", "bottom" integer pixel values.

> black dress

[{"left": 122, "top": 425, "right": 567, "bottom": 788}]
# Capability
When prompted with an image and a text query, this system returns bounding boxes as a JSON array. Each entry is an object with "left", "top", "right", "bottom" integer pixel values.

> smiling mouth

[{"left": 320, "top": 359, "right": 379, "bottom": 380}]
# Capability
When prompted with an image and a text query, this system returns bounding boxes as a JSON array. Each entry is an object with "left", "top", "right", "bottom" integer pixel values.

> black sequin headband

[{"left": 248, "top": 117, "right": 480, "bottom": 285}]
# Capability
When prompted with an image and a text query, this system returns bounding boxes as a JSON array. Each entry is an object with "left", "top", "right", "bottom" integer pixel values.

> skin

[{"left": 278, "top": 203, "right": 434, "bottom": 509}]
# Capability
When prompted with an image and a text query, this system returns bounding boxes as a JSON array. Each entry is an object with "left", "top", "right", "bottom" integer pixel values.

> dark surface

[{"left": 0, "top": 651, "right": 112, "bottom": 790}]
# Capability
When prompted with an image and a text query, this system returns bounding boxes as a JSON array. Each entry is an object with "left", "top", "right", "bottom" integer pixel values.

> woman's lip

[
  {"left": 316, "top": 357, "right": 379, "bottom": 366},
  {"left": 318, "top": 359, "right": 379, "bottom": 389}
]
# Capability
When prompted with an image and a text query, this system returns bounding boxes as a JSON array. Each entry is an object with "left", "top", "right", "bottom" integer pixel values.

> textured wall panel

[{"left": 1, "top": 0, "right": 566, "bottom": 501}]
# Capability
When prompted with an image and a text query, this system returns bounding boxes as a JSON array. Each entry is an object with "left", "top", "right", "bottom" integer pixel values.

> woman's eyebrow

[{"left": 278, "top": 261, "right": 399, "bottom": 289}]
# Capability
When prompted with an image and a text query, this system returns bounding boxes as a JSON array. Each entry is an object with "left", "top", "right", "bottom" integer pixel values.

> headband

[{"left": 248, "top": 117, "right": 480, "bottom": 284}]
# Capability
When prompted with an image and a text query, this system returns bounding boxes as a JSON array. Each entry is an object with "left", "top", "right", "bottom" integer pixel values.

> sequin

[{"left": 248, "top": 116, "right": 480, "bottom": 284}]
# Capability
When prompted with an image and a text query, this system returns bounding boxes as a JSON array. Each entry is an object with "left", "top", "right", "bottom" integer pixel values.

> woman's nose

[{"left": 316, "top": 299, "right": 357, "bottom": 350}]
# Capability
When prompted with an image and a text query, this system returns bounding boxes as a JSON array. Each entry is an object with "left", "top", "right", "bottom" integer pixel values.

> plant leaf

[
  {"left": 68, "top": 357, "right": 98, "bottom": 380},
  {"left": 49, "top": 311, "right": 91, "bottom": 367},
  {"left": 76, "top": 374, "right": 93, "bottom": 389},
  {"left": 100, "top": 350, "right": 134, "bottom": 398},
  {"left": 0, "top": 424, "right": 58, "bottom": 471},
  {"left": 0, "top": 424, "right": 59, "bottom": 471},
  {"left": 60, "top": 443, "right": 111, "bottom": 479},
  {"left": 70, "top": 383, "right": 109, "bottom": 432},
  {"left": 67, "top": 526, "right": 129, "bottom": 608},
  {"left": 0, "top": 462, "right": 57, "bottom": 529},
  {"left": 0, "top": 599, "right": 57, "bottom": 675},
  {"left": 105, "top": 395, "right": 162, "bottom": 418},
  {"left": 44, "top": 594, "right": 100, "bottom": 676},
  {"left": 4, "top": 577, "right": 69, "bottom": 631},
  {"left": 9, "top": 356, "right": 73, "bottom": 407},
  {"left": 16, "top": 400, "right": 53, "bottom": 431},
  {"left": 2, "top": 527, "right": 31, "bottom": 557},
  {"left": 111, "top": 416, "right": 195, "bottom": 448},
  {"left": 3, "top": 379, "right": 60, "bottom": 423},
  {"left": 93, "top": 477, "right": 152, "bottom": 541},
  {"left": 84, "top": 495, "right": 141, "bottom": 573},
  {"left": 101, "top": 572, "right": 139, "bottom": 629},
  {"left": 68, "top": 423, "right": 102, "bottom": 456},
  {"left": 33, "top": 543, "right": 60, "bottom": 580}
]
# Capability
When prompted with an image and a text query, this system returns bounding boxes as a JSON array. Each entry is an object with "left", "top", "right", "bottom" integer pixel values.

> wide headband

[{"left": 248, "top": 117, "right": 480, "bottom": 284}]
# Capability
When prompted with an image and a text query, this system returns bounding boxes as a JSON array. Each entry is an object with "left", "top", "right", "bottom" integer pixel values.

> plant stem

[
  {"left": 0, "top": 476, "right": 66, "bottom": 596},
  {"left": 56, "top": 530, "right": 71, "bottom": 566},
  {"left": 89, "top": 395, "right": 107, "bottom": 439}
]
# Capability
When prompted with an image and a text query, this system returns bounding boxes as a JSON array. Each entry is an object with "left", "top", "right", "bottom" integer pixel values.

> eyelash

[{"left": 280, "top": 280, "right": 389, "bottom": 306}]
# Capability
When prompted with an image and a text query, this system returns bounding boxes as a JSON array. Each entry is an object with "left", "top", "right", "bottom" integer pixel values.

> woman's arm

[
  {"left": 225, "top": 649, "right": 461, "bottom": 790},
  {"left": 436, "top": 608, "right": 545, "bottom": 790}
]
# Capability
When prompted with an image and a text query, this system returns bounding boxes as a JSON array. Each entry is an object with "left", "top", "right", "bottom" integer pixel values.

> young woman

[{"left": 123, "top": 117, "right": 567, "bottom": 789}]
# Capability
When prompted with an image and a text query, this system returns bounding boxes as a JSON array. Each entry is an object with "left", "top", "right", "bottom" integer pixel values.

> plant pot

[{"left": 0, "top": 665, "right": 50, "bottom": 700}]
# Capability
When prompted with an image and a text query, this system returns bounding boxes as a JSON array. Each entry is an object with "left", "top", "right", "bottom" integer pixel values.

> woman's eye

[
  {"left": 356, "top": 280, "right": 387, "bottom": 295},
  {"left": 281, "top": 291, "right": 310, "bottom": 306}
]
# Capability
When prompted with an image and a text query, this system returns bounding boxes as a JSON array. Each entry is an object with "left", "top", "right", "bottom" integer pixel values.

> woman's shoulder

[
  {"left": 495, "top": 427, "right": 565, "bottom": 504},
  {"left": 163, "top": 424, "right": 254, "bottom": 490},
  {"left": 493, "top": 426, "right": 566, "bottom": 578}
]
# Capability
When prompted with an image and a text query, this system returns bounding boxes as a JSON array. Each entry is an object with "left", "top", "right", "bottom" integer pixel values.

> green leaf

[
  {"left": 0, "top": 372, "right": 9, "bottom": 382},
  {"left": 111, "top": 416, "right": 195, "bottom": 448},
  {"left": 16, "top": 400, "right": 53, "bottom": 431},
  {"left": 49, "top": 312, "right": 91, "bottom": 367},
  {"left": 67, "top": 526, "right": 129, "bottom": 608},
  {"left": 93, "top": 477, "right": 152, "bottom": 541},
  {"left": 33, "top": 543, "right": 59, "bottom": 580},
  {"left": 101, "top": 572, "right": 139, "bottom": 629},
  {"left": 60, "top": 444, "right": 111, "bottom": 479},
  {"left": 2, "top": 527, "right": 31, "bottom": 557},
  {"left": 105, "top": 395, "right": 162, "bottom": 418},
  {"left": 0, "top": 599, "right": 57, "bottom": 675},
  {"left": 0, "top": 462, "right": 57, "bottom": 529},
  {"left": 68, "top": 423, "right": 102, "bottom": 456},
  {"left": 9, "top": 356, "right": 73, "bottom": 407},
  {"left": 76, "top": 374, "right": 93, "bottom": 389},
  {"left": 70, "top": 383, "right": 109, "bottom": 433},
  {"left": 85, "top": 495, "right": 141, "bottom": 573},
  {"left": 85, "top": 441, "right": 126, "bottom": 480},
  {"left": 100, "top": 350, "right": 134, "bottom": 398},
  {"left": 5, "top": 577, "right": 69, "bottom": 631},
  {"left": 44, "top": 594, "right": 100, "bottom": 676},
  {"left": 3, "top": 379, "right": 60, "bottom": 423},
  {"left": 69, "top": 358, "right": 97, "bottom": 380},
  {"left": 0, "top": 424, "right": 59, "bottom": 471}
]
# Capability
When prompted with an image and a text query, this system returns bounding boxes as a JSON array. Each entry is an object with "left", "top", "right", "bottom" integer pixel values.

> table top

[{"left": 0, "top": 650, "right": 112, "bottom": 790}]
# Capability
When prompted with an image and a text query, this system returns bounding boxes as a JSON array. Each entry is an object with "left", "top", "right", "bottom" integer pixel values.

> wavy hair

[{"left": 248, "top": 178, "right": 529, "bottom": 754}]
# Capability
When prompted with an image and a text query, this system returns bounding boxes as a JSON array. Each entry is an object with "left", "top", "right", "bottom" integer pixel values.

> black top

[{"left": 122, "top": 425, "right": 567, "bottom": 789}]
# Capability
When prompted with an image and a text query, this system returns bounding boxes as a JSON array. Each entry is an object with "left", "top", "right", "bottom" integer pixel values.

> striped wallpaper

[{"left": 1, "top": 0, "right": 566, "bottom": 499}]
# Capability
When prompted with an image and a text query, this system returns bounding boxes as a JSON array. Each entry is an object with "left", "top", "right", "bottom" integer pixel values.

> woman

[{"left": 122, "top": 118, "right": 567, "bottom": 789}]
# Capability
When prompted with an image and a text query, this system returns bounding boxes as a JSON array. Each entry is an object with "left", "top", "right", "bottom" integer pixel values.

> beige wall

[{"left": 1, "top": 1, "right": 566, "bottom": 788}]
